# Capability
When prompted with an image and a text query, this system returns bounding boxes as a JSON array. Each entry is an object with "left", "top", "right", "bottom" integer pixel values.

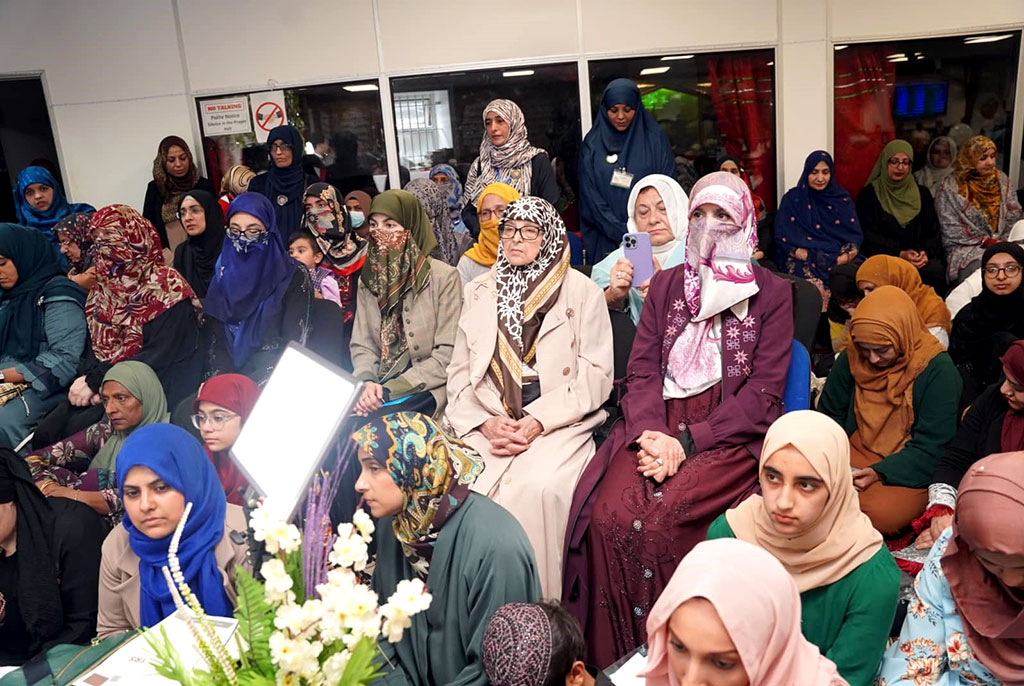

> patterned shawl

[
  {"left": 152, "top": 136, "right": 200, "bottom": 224},
  {"left": 428, "top": 163, "right": 465, "bottom": 229},
  {"left": 362, "top": 191, "right": 437, "bottom": 381},
  {"left": 955, "top": 135, "right": 1002, "bottom": 234},
  {"left": 302, "top": 182, "right": 366, "bottom": 272},
  {"left": 404, "top": 178, "right": 459, "bottom": 265},
  {"left": 352, "top": 412, "right": 483, "bottom": 577},
  {"left": 53, "top": 212, "right": 95, "bottom": 273},
  {"left": 86, "top": 205, "right": 199, "bottom": 362},
  {"left": 462, "top": 99, "right": 544, "bottom": 205},
  {"left": 490, "top": 197, "right": 570, "bottom": 419}
]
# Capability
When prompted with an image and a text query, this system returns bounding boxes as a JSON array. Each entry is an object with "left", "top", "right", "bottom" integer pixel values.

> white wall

[{"left": 1, "top": 0, "right": 1022, "bottom": 209}]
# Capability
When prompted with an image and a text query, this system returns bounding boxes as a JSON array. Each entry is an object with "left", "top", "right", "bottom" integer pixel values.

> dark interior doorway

[{"left": 0, "top": 76, "right": 62, "bottom": 223}]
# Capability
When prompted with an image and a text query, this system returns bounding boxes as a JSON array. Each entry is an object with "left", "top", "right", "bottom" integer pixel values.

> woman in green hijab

[
  {"left": 350, "top": 190, "right": 462, "bottom": 419},
  {"left": 857, "top": 139, "right": 948, "bottom": 292},
  {"left": 26, "top": 360, "right": 168, "bottom": 524}
]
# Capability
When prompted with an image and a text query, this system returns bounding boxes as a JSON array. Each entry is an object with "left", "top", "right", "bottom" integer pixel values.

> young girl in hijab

[
  {"left": 818, "top": 286, "right": 960, "bottom": 535},
  {"left": 35, "top": 206, "right": 201, "bottom": 447},
  {"left": 172, "top": 190, "right": 226, "bottom": 299},
  {"left": 248, "top": 125, "right": 319, "bottom": 239},
  {"left": 564, "top": 172, "right": 794, "bottom": 668},
  {"left": 776, "top": 150, "right": 862, "bottom": 292},
  {"left": 591, "top": 173, "right": 689, "bottom": 324},
  {"left": 461, "top": 100, "right": 558, "bottom": 235},
  {"left": 0, "top": 448, "right": 107, "bottom": 665},
  {"left": 142, "top": 136, "right": 214, "bottom": 250},
  {"left": 204, "top": 193, "right": 312, "bottom": 384},
  {"left": 878, "top": 451, "right": 1024, "bottom": 685},
  {"left": 915, "top": 340, "right": 1024, "bottom": 553},
  {"left": 350, "top": 190, "right": 462, "bottom": 419},
  {"left": 707, "top": 411, "right": 899, "bottom": 686},
  {"left": 217, "top": 164, "right": 255, "bottom": 217},
  {"left": 456, "top": 182, "right": 521, "bottom": 284},
  {"left": 404, "top": 178, "right": 460, "bottom": 265},
  {"left": 0, "top": 224, "right": 87, "bottom": 449},
  {"left": 937, "top": 135, "right": 1024, "bottom": 284},
  {"left": 302, "top": 182, "right": 367, "bottom": 324},
  {"left": 352, "top": 412, "right": 541, "bottom": 685},
  {"left": 579, "top": 79, "right": 676, "bottom": 263},
  {"left": 856, "top": 254, "right": 952, "bottom": 347},
  {"left": 97, "top": 423, "right": 248, "bottom": 638},
  {"left": 13, "top": 166, "right": 94, "bottom": 257},
  {"left": 446, "top": 196, "right": 613, "bottom": 597},
  {"left": 858, "top": 140, "right": 947, "bottom": 292},
  {"left": 28, "top": 361, "right": 169, "bottom": 523},
  {"left": 191, "top": 374, "right": 260, "bottom": 506},
  {"left": 949, "top": 242, "right": 1024, "bottom": 405},
  {"left": 641, "top": 539, "right": 847, "bottom": 686},
  {"left": 54, "top": 212, "right": 96, "bottom": 291},
  {"left": 428, "top": 163, "right": 467, "bottom": 234},
  {"left": 915, "top": 135, "right": 957, "bottom": 196}
]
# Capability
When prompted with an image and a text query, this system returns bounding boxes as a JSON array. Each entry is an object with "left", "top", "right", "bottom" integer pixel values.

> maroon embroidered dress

[{"left": 562, "top": 265, "right": 793, "bottom": 668}]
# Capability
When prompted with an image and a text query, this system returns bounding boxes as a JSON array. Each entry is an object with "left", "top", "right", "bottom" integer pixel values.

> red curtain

[
  {"left": 834, "top": 47, "right": 896, "bottom": 200},
  {"left": 708, "top": 56, "right": 777, "bottom": 211}
]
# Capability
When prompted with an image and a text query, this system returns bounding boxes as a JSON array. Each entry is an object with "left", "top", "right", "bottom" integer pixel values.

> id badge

[{"left": 610, "top": 168, "right": 634, "bottom": 189}]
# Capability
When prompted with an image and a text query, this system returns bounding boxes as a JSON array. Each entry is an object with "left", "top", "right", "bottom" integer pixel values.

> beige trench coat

[
  {"left": 350, "top": 258, "right": 462, "bottom": 416},
  {"left": 96, "top": 505, "right": 250, "bottom": 639},
  {"left": 445, "top": 268, "right": 613, "bottom": 596}
]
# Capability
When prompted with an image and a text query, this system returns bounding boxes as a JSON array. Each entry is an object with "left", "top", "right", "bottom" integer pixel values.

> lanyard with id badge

[{"left": 608, "top": 153, "right": 633, "bottom": 189}]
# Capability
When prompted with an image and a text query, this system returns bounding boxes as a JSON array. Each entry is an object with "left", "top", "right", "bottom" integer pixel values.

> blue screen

[{"left": 894, "top": 82, "right": 948, "bottom": 118}]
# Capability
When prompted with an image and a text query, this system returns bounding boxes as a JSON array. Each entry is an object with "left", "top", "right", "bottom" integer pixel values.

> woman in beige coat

[
  {"left": 350, "top": 190, "right": 462, "bottom": 419},
  {"left": 445, "top": 197, "right": 613, "bottom": 597},
  {"left": 97, "top": 424, "right": 250, "bottom": 638}
]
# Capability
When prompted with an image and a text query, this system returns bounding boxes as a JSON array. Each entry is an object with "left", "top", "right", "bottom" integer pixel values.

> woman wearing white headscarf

[
  {"left": 914, "top": 135, "right": 957, "bottom": 196},
  {"left": 461, "top": 99, "right": 559, "bottom": 236},
  {"left": 590, "top": 174, "right": 688, "bottom": 324}
]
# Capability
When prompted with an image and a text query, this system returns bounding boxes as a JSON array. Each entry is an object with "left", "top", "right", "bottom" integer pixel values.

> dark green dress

[
  {"left": 706, "top": 514, "right": 899, "bottom": 686},
  {"left": 372, "top": 493, "right": 542, "bottom": 686}
]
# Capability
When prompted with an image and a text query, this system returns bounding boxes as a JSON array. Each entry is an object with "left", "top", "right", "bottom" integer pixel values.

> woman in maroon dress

[{"left": 562, "top": 172, "right": 794, "bottom": 668}]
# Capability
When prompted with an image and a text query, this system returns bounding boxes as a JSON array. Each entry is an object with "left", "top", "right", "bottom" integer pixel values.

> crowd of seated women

[{"left": 5, "top": 77, "right": 1024, "bottom": 686}]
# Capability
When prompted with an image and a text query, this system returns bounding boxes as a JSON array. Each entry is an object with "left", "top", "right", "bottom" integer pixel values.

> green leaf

[
  {"left": 339, "top": 637, "right": 386, "bottom": 686},
  {"left": 235, "top": 669, "right": 277, "bottom": 686},
  {"left": 141, "top": 625, "right": 195, "bottom": 686},
  {"left": 234, "top": 564, "right": 276, "bottom": 676},
  {"left": 284, "top": 549, "right": 305, "bottom": 601}
]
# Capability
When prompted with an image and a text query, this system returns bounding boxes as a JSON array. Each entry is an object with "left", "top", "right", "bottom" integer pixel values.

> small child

[{"left": 288, "top": 232, "right": 341, "bottom": 306}]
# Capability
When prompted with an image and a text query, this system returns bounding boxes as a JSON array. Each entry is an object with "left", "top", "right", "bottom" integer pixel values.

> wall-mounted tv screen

[{"left": 894, "top": 82, "right": 948, "bottom": 118}]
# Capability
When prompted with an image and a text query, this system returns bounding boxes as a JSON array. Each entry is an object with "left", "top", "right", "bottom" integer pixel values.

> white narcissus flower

[
  {"left": 261, "top": 558, "right": 295, "bottom": 605},
  {"left": 328, "top": 531, "right": 369, "bottom": 571},
  {"left": 273, "top": 599, "right": 321, "bottom": 639},
  {"left": 322, "top": 651, "right": 351, "bottom": 683},
  {"left": 389, "top": 578, "right": 433, "bottom": 614},
  {"left": 269, "top": 631, "right": 322, "bottom": 676},
  {"left": 261, "top": 522, "right": 302, "bottom": 555},
  {"left": 380, "top": 604, "right": 412, "bottom": 643},
  {"left": 275, "top": 670, "right": 300, "bottom": 686},
  {"left": 352, "top": 509, "right": 375, "bottom": 541}
]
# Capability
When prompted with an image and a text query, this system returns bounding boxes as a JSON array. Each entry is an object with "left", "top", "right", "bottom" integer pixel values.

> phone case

[{"left": 623, "top": 232, "right": 655, "bottom": 287}]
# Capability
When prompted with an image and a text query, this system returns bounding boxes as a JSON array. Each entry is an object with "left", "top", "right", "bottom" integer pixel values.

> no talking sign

[{"left": 249, "top": 90, "right": 288, "bottom": 142}]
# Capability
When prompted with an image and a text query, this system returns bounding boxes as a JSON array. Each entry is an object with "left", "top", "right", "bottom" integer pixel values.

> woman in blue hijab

[
  {"left": 203, "top": 192, "right": 312, "bottom": 383},
  {"left": 97, "top": 423, "right": 248, "bottom": 636},
  {"left": 775, "top": 150, "right": 863, "bottom": 289},
  {"left": 248, "top": 125, "right": 320, "bottom": 240},
  {"left": 579, "top": 79, "right": 675, "bottom": 263},
  {"left": 13, "top": 166, "right": 94, "bottom": 253}
]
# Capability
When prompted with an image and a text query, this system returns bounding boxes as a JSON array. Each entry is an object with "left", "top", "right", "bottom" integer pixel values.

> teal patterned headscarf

[{"left": 352, "top": 412, "right": 482, "bottom": 576}]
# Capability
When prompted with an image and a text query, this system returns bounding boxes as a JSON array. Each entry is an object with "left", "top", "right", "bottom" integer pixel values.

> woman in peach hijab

[{"left": 641, "top": 538, "right": 847, "bottom": 686}]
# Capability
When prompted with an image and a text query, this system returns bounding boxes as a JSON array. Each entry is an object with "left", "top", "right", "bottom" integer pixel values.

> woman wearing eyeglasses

[
  {"left": 349, "top": 190, "right": 462, "bottom": 419},
  {"left": 247, "top": 125, "right": 319, "bottom": 240},
  {"left": 857, "top": 140, "right": 948, "bottom": 293},
  {"left": 190, "top": 374, "right": 260, "bottom": 506},
  {"left": 456, "top": 182, "right": 520, "bottom": 284},
  {"left": 445, "top": 196, "right": 613, "bottom": 597},
  {"left": 141, "top": 136, "right": 214, "bottom": 250},
  {"left": 204, "top": 193, "right": 314, "bottom": 385},
  {"left": 948, "top": 242, "right": 1024, "bottom": 407},
  {"left": 172, "top": 190, "right": 226, "bottom": 299},
  {"left": 936, "top": 135, "right": 1024, "bottom": 285}
]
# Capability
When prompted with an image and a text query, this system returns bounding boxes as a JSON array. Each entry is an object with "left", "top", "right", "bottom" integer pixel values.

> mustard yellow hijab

[{"left": 463, "top": 183, "right": 521, "bottom": 267}]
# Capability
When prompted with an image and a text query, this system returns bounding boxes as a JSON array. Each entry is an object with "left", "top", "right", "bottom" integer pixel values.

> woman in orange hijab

[
  {"left": 856, "top": 254, "right": 952, "bottom": 347},
  {"left": 817, "top": 286, "right": 960, "bottom": 535}
]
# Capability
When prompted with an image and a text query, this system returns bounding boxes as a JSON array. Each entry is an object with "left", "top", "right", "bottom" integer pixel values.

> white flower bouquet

[{"left": 143, "top": 473, "right": 430, "bottom": 686}]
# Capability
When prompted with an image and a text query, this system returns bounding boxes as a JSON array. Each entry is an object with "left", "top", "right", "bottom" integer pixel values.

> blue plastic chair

[{"left": 783, "top": 340, "right": 811, "bottom": 412}]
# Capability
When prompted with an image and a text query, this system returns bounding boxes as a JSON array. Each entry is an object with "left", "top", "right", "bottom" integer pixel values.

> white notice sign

[
  {"left": 249, "top": 90, "right": 288, "bottom": 143},
  {"left": 200, "top": 96, "right": 252, "bottom": 136}
]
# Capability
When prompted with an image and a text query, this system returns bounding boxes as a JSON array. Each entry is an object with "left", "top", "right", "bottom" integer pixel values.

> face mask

[
  {"left": 370, "top": 226, "right": 409, "bottom": 251},
  {"left": 479, "top": 217, "right": 500, "bottom": 235},
  {"left": 305, "top": 207, "right": 339, "bottom": 236},
  {"left": 350, "top": 211, "right": 365, "bottom": 229}
]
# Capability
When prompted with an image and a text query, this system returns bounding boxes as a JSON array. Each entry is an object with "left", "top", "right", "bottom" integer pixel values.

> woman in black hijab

[
  {"left": 0, "top": 448, "right": 107, "bottom": 665},
  {"left": 172, "top": 190, "right": 226, "bottom": 299},
  {"left": 948, "top": 241, "right": 1024, "bottom": 406},
  {"left": 248, "top": 125, "right": 319, "bottom": 240}
]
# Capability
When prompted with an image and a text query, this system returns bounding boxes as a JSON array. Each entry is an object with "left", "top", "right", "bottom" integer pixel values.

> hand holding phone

[{"left": 623, "top": 233, "right": 655, "bottom": 287}]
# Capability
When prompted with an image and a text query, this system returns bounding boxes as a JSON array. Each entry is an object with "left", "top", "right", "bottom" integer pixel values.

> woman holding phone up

[{"left": 591, "top": 175, "right": 688, "bottom": 324}]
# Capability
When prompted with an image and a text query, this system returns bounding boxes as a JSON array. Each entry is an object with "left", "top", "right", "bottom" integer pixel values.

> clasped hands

[
  {"left": 635, "top": 430, "right": 686, "bottom": 483},
  {"left": 68, "top": 375, "right": 101, "bottom": 407},
  {"left": 480, "top": 415, "right": 544, "bottom": 456}
]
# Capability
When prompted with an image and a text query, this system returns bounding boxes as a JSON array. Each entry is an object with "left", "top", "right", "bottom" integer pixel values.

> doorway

[{"left": 0, "top": 76, "right": 62, "bottom": 223}]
